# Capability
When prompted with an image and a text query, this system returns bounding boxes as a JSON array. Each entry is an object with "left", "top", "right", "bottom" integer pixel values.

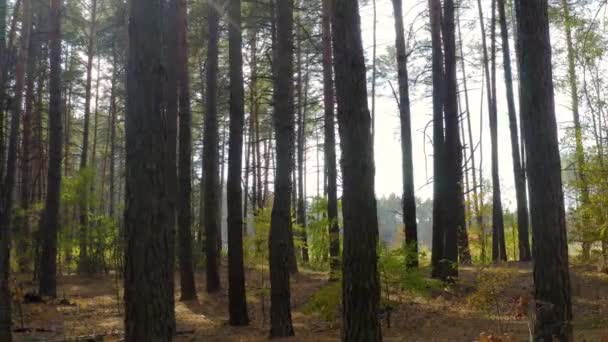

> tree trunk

[
  {"left": 455, "top": 3, "right": 473, "bottom": 265},
  {"left": 295, "top": 11, "right": 308, "bottom": 263},
  {"left": 124, "top": 0, "right": 175, "bottom": 338},
  {"left": 489, "top": 0, "right": 507, "bottom": 262},
  {"left": 108, "top": 44, "right": 117, "bottom": 219},
  {"left": 497, "top": 0, "right": 531, "bottom": 261},
  {"left": 561, "top": 0, "right": 591, "bottom": 261},
  {"left": 226, "top": 0, "right": 249, "bottom": 326},
  {"left": 0, "top": 0, "right": 31, "bottom": 337},
  {"left": 458, "top": 11, "right": 483, "bottom": 265},
  {"left": 332, "top": 1, "right": 381, "bottom": 340},
  {"left": 515, "top": 0, "right": 573, "bottom": 339},
  {"left": 429, "top": 0, "right": 446, "bottom": 279},
  {"left": 441, "top": 0, "right": 463, "bottom": 279},
  {"left": 78, "top": 0, "right": 97, "bottom": 273},
  {"left": 321, "top": 0, "right": 339, "bottom": 280},
  {"left": 269, "top": 0, "right": 295, "bottom": 336},
  {"left": 17, "top": 21, "right": 38, "bottom": 272},
  {"left": 0, "top": 0, "right": 20, "bottom": 183},
  {"left": 204, "top": 0, "right": 221, "bottom": 293},
  {"left": 176, "top": 0, "right": 196, "bottom": 302},
  {"left": 38, "top": 0, "right": 62, "bottom": 298},
  {"left": 391, "top": 0, "right": 418, "bottom": 268}
]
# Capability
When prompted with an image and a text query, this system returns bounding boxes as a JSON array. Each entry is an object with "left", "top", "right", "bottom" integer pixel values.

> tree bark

[
  {"left": 78, "top": 0, "right": 98, "bottom": 273},
  {"left": 295, "top": 8, "right": 308, "bottom": 263},
  {"left": 204, "top": 0, "right": 221, "bottom": 293},
  {"left": 429, "top": 0, "right": 446, "bottom": 279},
  {"left": 321, "top": 0, "right": 339, "bottom": 280},
  {"left": 332, "top": 1, "right": 381, "bottom": 340},
  {"left": 441, "top": 0, "right": 463, "bottom": 278},
  {"left": 391, "top": 0, "right": 418, "bottom": 268},
  {"left": 497, "top": 0, "right": 531, "bottom": 261},
  {"left": 38, "top": 0, "right": 62, "bottom": 298},
  {"left": 515, "top": 0, "right": 573, "bottom": 339},
  {"left": 269, "top": 0, "right": 295, "bottom": 336},
  {"left": 227, "top": 0, "right": 249, "bottom": 326},
  {"left": 176, "top": 0, "right": 197, "bottom": 302},
  {"left": 489, "top": 0, "right": 507, "bottom": 262},
  {"left": 124, "top": 0, "right": 175, "bottom": 338},
  {"left": 0, "top": 0, "right": 31, "bottom": 338},
  {"left": 17, "top": 18, "right": 39, "bottom": 272}
]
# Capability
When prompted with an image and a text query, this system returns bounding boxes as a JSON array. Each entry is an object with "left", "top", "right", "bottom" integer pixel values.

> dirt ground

[{"left": 10, "top": 263, "right": 608, "bottom": 341}]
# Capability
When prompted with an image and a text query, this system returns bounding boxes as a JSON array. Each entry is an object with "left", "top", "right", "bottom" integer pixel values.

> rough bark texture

[
  {"left": 38, "top": 0, "right": 63, "bottom": 298},
  {"left": 429, "top": 0, "right": 446, "bottom": 280},
  {"left": 441, "top": 0, "right": 462, "bottom": 278},
  {"left": 176, "top": 0, "right": 196, "bottom": 302},
  {"left": 321, "top": 0, "right": 339, "bottom": 280},
  {"left": 497, "top": 0, "right": 531, "bottom": 261},
  {"left": 227, "top": 0, "right": 249, "bottom": 326},
  {"left": 124, "top": 0, "right": 175, "bottom": 339},
  {"left": 269, "top": 0, "right": 295, "bottom": 336},
  {"left": 332, "top": 1, "right": 381, "bottom": 340},
  {"left": 391, "top": 0, "right": 418, "bottom": 268},
  {"left": 0, "top": 0, "right": 31, "bottom": 337},
  {"left": 515, "top": 0, "right": 573, "bottom": 339},
  {"left": 204, "top": 0, "right": 221, "bottom": 293}
]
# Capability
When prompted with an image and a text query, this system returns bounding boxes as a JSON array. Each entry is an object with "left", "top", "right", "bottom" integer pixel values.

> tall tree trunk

[
  {"left": 0, "top": 0, "right": 31, "bottom": 337},
  {"left": 489, "top": 0, "right": 507, "bottom": 262},
  {"left": 441, "top": 0, "right": 463, "bottom": 279},
  {"left": 429, "top": 0, "right": 446, "bottom": 279},
  {"left": 227, "top": 0, "right": 249, "bottom": 325},
  {"left": 90, "top": 56, "right": 101, "bottom": 189},
  {"left": 78, "top": 0, "right": 97, "bottom": 273},
  {"left": 295, "top": 12, "right": 308, "bottom": 263},
  {"left": 17, "top": 21, "right": 38, "bottom": 272},
  {"left": 204, "top": 0, "right": 221, "bottom": 293},
  {"left": 456, "top": 3, "right": 473, "bottom": 265},
  {"left": 176, "top": 0, "right": 196, "bottom": 301},
  {"left": 332, "top": 1, "right": 381, "bottom": 340},
  {"left": 497, "top": 0, "right": 530, "bottom": 261},
  {"left": 248, "top": 28, "right": 257, "bottom": 213},
  {"left": 124, "top": 0, "right": 175, "bottom": 338},
  {"left": 269, "top": 0, "right": 295, "bottom": 336},
  {"left": 515, "top": 0, "right": 573, "bottom": 339},
  {"left": 0, "top": 0, "right": 20, "bottom": 183},
  {"left": 38, "top": 0, "right": 62, "bottom": 297},
  {"left": 321, "top": 0, "right": 339, "bottom": 280},
  {"left": 391, "top": 0, "right": 418, "bottom": 268},
  {"left": 108, "top": 44, "right": 117, "bottom": 219},
  {"left": 561, "top": 0, "right": 591, "bottom": 261}
]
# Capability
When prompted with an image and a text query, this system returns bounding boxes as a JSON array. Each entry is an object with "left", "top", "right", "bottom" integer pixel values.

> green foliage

[
  {"left": 244, "top": 207, "right": 271, "bottom": 268},
  {"left": 378, "top": 244, "right": 441, "bottom": 300},
  {"left": 303, "top": 281, "right": 341, "bottom": 322},
  {"left": 59, "top": 167, "right": 120, "bottom": 273}
]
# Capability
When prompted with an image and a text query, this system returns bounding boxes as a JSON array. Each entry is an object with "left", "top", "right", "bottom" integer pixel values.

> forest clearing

[{"left": 9, "top": 263, "right": 608, "bottom": 341}]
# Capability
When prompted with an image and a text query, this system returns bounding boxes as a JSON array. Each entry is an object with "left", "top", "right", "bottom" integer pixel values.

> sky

[{"left": 303, "top": 0, "right": 578, "bottom": 211}]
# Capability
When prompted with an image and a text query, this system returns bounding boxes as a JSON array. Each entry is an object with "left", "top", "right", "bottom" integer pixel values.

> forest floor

[{"left": 10, "top": 262, "right": 608, "bottom": 341}]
